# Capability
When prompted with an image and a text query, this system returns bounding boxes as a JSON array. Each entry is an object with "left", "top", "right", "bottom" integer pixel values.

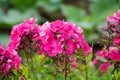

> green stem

[
  {"left": 31, "top": 56, "right": 37, "bottom": 79},
  {"left": 68, "top": 66, "right": 72, "bottom": 80},
  {"left": 94, "top": 65, "right": 101, "bottom": 76},
  {"left": 64, "top": 56, "right": 68, "bottom": 80},
  {"left": 85, "top": 61, "right": 88, "bottom": 80},
  {"left": 113, "top": 69, "right": 116, "bottom": 80},
  {"left": 108, "top": 30, "right": 111, "bottom": 48},
  {"left": 109, "top": 60, "right": 120, "bottom": 62}
]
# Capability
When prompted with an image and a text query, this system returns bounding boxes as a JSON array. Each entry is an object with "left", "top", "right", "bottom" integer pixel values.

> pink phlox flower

[
  {"left": 93, "top": 50, "right": 108, "bottom": 64},
  {"left": 0, "top": 44, "right": 4, "bottom": 53},
  {"left": 12, "top": 55, "right": 21, "bottom": 70},
  {"left": 106, "top": 10, "right": 120, "bottom": 28},
  {"left": 113, "top": 9, "right": 120, "bottom": 20},
  {"left": 81, "top": 41, "right": 92, "bottom": 56},
  {"left": 100, "top": 62, "right": 111, "bottom": 73},
  {"left": 7, "top": 40, "right": 20, "bottom": 50},
  {"left": 109, "top": 47, "right": 120, "bottom": 60},
  {"left": 40, "top": 20, "right": 92, "bottom": 57},
  {"left": 70, "top": 58, "right": 77, "bottom": 69},
  {"left": 113, "top": 37, "right": 120, "bottom": 46},
  {"left": 24, "top": 18, "right": 37, "bottom": 24},
  {"left": 50, "top": 20, "right": 64, "bottom": 31},
  {"left": 39, "top": 47, "right": 45, "bottom": 55},
  {"left": 96, "top": 50, "right": 108, "bottom": 58},
  {"left": 93, "top": 58, "right": 99, "bottom": 64},
  {"left": 10, "top": 18, "right": 41, "bottom": 54},
  {"left": 106, "top": 16, "right": 119, "bottom": 27},
  {"left": 20, "top": 77, "right": 25, "bottom": 80},
  {"left": 5, "top": 49, "right": 21, "bottom": 70},
  {"left": 0, "top": 44, "right": 21, "bottom": 74},
  {"left": 66, "top": 40, "right": 76, "bottom": 56}
]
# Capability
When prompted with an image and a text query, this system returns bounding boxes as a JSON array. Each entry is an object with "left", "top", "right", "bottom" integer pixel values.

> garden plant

[{"left": 0, "top": 6, "right": 120, "bottom": 80}]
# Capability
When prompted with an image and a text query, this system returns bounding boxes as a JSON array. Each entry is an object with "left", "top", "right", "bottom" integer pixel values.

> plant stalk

[
  {"left": 64, "top": 56, "right": 68, "bottom": 80},
  {"left": 85, "top": 61, "right": 88, "bottom": 80}
]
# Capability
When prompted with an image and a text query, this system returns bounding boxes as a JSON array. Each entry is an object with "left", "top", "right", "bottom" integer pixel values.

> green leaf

[
  {"left": 61, "top": 5, "right": 85, "bottom": 22},
  {"left": 34, "top": 54, "right": 45, "bottom": 67},
  {"left": 1, "top": 9, "right": 23, "bottom": 24},
  {"left": 88, "top": 75, "right": 98, "bottom": 80},
  {"left": 107, "top": 64, "right": 114, "bottom": 73},
  {"left": 12, "top": 69, "right": 20, "bottom": 76},
  {"left": 114, "top": 68, "right": 120, "bottom": 80},
  {"left": 85, "top": 52, "right": 93, "bottom": 62},
  {"left": 105, "top": 72, "right": 112, "bottom": 80},
  {"left": 12, "top": 0, "right": 36, "bottom": 10},
  {"left": 36, "top": 0, "right": 62, "bottom": 12},
  {"left": 0, "top": 9, "right": 41, "bottom": 25},
  {"left": 76, "top": 21, "right": 94, "bottom": 30},
  {"left": 20, "top": 64, "right": 29, "bottom": 79},
  {"left": 71, "top": 68, "right": 85, "bottom": 80},
  {"left": 96, "top": 55, "right": 107, "bottom": 62},
  {"left": 90, "top": 0, "right": 118, "bottom": 14}
]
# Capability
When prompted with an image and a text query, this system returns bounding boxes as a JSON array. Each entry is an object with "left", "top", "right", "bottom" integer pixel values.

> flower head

[
  {"left": 106, "top": 9, "right": 120, "bottom": 28},
  {"left": 9, "top": 18, "right": 41, "bottom": 55},
  {"left": 113, "top": 37, "right": 120, "bottom": 46},
  {"left": 39, "top": 20, "right": 92, "bottom": 57},
  {"left": 93, "top": 50, "right": 108, "bottom": 64},
  {"left": 70, "top": 58, "right": 77, "bottom": 69},
  {"left": 109, "top": 47, "right": 120, "bottom": 60},
  {"left": 100, "top": 62, "right": 111, "bottom": 73},
  {"left": 0, "top": 44, "right": 21, "bottom": 75}
]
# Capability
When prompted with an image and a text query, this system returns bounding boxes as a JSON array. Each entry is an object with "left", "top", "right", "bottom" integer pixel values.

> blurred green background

[{"left": 0, "top": 0, "right": 119, "bottom": 47}]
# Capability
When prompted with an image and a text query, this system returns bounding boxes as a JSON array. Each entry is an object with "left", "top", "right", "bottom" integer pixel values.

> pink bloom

[
  {"left": 0, "top": 44, "right": 21, "bottom": 75},
  {"left": 72, "top": 62, "right": 77, "bottom": 69},
  {"left": 9, "top": 18, "right": 41, "bottom": 55},
  {"left": 93, "top": 58, "right": 99, "bottom": 64},
  {"left": 113, "top": 37, "right": 120, "bottom": 46},
  {"left": 81, "top": 41, "right": 92, "bottom": 56},
  {"left": 109, "top": 47, "right": 120, "bottom": 60},
  {"left": 39, "top": 47, "right": 45, "bottom": 55},
  {"left": 94, "top": 10, "right": 120, "bottom": 73},
  {"left": 70, "top": 58, "right": 77, "bottom": 69},
  {"left": 106, "top": 16, "right": 119, "bottom": 27},
  {"left": 66, "top": 40, "right": 76, "bottom": 56},
  {"left": 103, "top": 9, "right": 120, "bottom": 30},
  {"left": 93, "top": 50, "right": 108, "bottom": 64},
  {"left": 50, "top": 20, "right": 64, "bottom": 31},
  {"left": 113, "top": 9, "right": 120, "bottom": 19},
  {"left": 100, "top": 62, "right": 111, "bottom": 73},
  {"left": 0, "top": 44, "right": 4, "bottom": 53},
  {"left": 12, "top": 55, "right": 21, "bottom": 70},
  {"left": 20, "top": 77, "right": 25, "bottom": 80},
  {"left": 96, "top": 50, "right": 108, "bottom": 58},
  {"left": 40, "top": 20, "right": 92, "bottom": 57}
]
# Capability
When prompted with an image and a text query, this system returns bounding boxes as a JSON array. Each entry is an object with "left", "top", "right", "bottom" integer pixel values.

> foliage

[{"left": 0, "top": 0, "right": 120, "bottom": 80}]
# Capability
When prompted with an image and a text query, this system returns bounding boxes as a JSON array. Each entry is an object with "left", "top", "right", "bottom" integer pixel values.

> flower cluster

[
  {"left": 107, "top": 9, "right": 120, "bottom": 28},
  {"left": 9, "top": 18, "right": 41, "bottom": 55},
  {"left": 2, "top": 9, "right": 120, "bottom": 78},
  {"left": 0, "top": 18, "right": 92, "bottom": 78},
  {"left": 93, "top": 47, "right": 120, "bottom": 72},
  {"left": 0, "top": 44, "right": 21, "bottom": 75},
  {"left": 107, "top": 10, "right": 120, "bottom": 46},
  {"left": 94, "top": 9, "right": 120, "bottom": 72},
  {"left": 39, "top": 20, "right": 92, "bottom": 57},
  {"left": 38, "top": 20, "right": 92, "bottom": 70}
]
